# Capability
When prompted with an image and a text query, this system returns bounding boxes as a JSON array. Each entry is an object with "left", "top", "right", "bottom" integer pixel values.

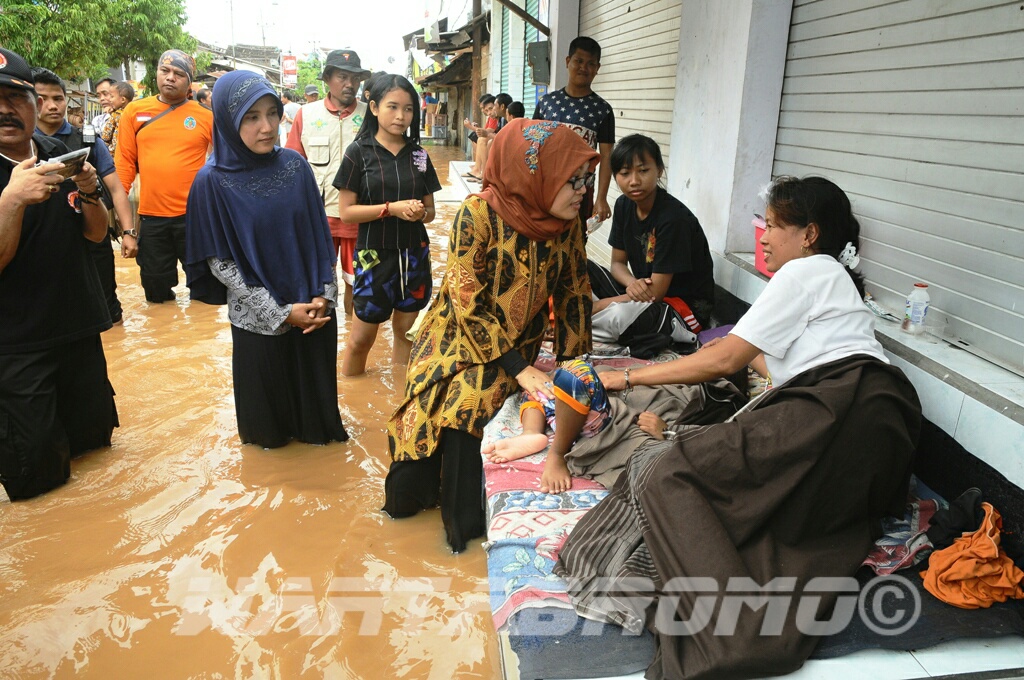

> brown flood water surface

[{"left": 0, "top": 145, "right": 504, "bottom": 679}]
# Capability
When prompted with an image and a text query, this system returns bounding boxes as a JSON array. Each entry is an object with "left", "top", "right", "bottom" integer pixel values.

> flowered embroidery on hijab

[
  {"left": 227, "top": 76, "right": 264, "bottom": 115},
  {"left": 219, "top": 157, "right": 303, "bottom": 196},
  {"left": 412, "top": 149, "right": 428, "bottom": 173},
  {"left": 523, "top": 121, "right": 558, "bottom": 174}
]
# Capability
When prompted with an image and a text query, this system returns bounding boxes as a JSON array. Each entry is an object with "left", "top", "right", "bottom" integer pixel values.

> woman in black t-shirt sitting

[{"left": 588, "top": 135, "right": 715, "bottom": 350}]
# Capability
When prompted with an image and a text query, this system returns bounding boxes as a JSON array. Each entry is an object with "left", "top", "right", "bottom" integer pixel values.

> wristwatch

[{"left": 123, "top": 229, "right": 138, "bottom": 238}]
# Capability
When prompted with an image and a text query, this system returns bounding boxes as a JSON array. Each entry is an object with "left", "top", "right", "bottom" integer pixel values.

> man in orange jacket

[{"left": 115, "top": 50, "right": 212, "bottom": 302}]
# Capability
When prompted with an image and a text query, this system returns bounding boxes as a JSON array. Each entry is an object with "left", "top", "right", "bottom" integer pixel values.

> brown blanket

[
  {"left": 567, "top": 378, "right": 747, "bottom": 488},
  {"left": 556, "top": 355, "right": 922, "bottom": 680}
]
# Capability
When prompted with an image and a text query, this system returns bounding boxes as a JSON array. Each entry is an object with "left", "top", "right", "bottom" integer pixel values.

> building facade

[{"left": 487, "top": 0, "right": 1023, "bottom": 489}]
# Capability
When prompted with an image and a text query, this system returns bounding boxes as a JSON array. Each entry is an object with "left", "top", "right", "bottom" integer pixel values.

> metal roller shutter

[
  {"left": 500, "top": 6, "right": 511, "bottom": 93},
  {"left": 773, "top": 0, "right": 1024, "bottom": 371},
  {"left": 579, "top": 0, "right": 683, "bottom": 266},
  {"left": 522, "top": 0, "right": 540, "bottom": 113}
]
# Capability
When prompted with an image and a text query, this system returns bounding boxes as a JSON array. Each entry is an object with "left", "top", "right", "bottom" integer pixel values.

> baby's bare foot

[
  {"left": 540, "top": 456, "right": 573, "bottom": 494},
  {"left": 483, "top": 433, "right": 550, "bottom": 463}
]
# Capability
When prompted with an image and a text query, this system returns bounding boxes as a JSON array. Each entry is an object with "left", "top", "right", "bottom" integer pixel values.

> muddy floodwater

[{"left": 0, "top": 144, "right": 505, "bottom": 679}]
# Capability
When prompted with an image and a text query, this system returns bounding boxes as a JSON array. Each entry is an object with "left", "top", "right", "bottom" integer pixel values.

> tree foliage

[
  {"left": 0, "top": 0, "right": 110, "bottom": 78},
  {"left": 194, "top": 50, "right": 213, "bottom": 76},
  {"left": 296, "top": 54, "right": 322, "bottom": 98},
  {"left": 0, "top": 0, "right": 195, "bottom": 85},
  {"left": 105, "top": 0, "right": 194, "bottom": 90}
]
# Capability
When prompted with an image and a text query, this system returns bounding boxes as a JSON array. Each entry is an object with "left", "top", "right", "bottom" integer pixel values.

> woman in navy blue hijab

[{"left": 186, "top": 71, "right": 348, "bottom": 448}]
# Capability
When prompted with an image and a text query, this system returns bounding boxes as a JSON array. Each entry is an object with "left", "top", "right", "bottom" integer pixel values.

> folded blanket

[
  {"left": 488, "top": 487, "right": 608, "bottom": 541},
  {"left": 863, "top": 497, "right": 942, "bottom": 575},
  {"left": 486, "top": 533, "right": 573, "bottom": 630}
]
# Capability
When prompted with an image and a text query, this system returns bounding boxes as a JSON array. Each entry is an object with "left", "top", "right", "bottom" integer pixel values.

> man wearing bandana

[{"left": 114, "top": 49, "right": 213, "bottom": 302}]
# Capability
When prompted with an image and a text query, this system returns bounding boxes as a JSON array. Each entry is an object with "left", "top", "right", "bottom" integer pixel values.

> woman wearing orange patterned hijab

[{"left": 383, "top": 119, "right": 599, "bottom": 553}]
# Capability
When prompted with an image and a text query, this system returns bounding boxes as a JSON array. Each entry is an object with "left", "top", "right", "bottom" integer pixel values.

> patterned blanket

[
  {"left": 482, "top": 391, "right": 606, "bottom": 628},
  {"left": 482, "top": 350, "right": 647, "bottom": 629},
  {"left": 483, "top": 342, "right": 939, "bottom": 632},
  {"left": 862, "top": 497, "right": 944, "bottom": 575}
]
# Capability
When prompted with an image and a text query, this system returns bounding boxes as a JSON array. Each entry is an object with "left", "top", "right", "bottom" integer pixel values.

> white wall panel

[{"left": 774, "top": 0, "right": 1024, "bottom": 371}]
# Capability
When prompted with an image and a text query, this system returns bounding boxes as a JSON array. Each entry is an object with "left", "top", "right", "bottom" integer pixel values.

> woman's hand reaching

[
  {"left": 602, "top": 370, "right": 627, "bottom": 391},
  {"left": 517, "top": 365, "right": 555, "bottom": 402}
]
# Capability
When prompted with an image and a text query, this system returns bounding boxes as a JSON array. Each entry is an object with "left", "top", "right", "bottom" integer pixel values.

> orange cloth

[
  {"left": 115, "top": 96, "right": 213, "bottom": 217},
  {"left": 921, "top": 502, "right": 1024, "bottom": 609}
]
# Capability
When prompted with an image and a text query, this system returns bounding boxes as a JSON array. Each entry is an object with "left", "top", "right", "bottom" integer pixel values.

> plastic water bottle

[{"left": 901, "top": 283, "right": 930, "bottom": 335}]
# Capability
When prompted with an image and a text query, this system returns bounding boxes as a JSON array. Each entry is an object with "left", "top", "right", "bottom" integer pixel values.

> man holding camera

[
  {"left": 33, "top": 66, "right": 136, "bottom": 323},
  {"left": 0, "top": 47, "right": 119, "bottom": 501}
]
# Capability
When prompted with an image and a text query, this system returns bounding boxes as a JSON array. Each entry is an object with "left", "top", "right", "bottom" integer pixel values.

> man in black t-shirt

[{"left": 0, "top": 48, "right": 118, "bottom": 501}]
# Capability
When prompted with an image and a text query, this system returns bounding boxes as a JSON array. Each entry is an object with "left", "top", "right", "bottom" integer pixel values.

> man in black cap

[
  {"left": 286, "top": 49, "right": 371, "bottom": 316},
  {"left": 0, "top": 47, "right": 119, "bottom": 501},
  {"left": 303, "top": 84, "right": 320, "bottom": 103}
]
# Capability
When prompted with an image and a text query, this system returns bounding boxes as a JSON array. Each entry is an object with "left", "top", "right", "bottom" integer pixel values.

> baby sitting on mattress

[
  {"left": 483, "top": 359, "right": 612, "bottom": 494},
  {"left": 483, "top": 357, "right": 748, "bottom": 493}
]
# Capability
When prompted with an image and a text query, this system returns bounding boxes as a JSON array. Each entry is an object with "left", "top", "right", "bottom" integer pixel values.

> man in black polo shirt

[{"left": 0, "top": 47, "right": 118, "bottom": 501}]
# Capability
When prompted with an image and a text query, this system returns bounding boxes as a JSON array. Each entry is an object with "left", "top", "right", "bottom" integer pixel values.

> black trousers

[
  {"left": 0, "top": 335, "right": 118, "bottom": 500},
  {"left": 86, "top": 237, "right": 121, "bottom": 323},
  {"left": 138, "top": 215, "right": 187, "bottom": 302},
  {"left": 382, "top": 428, "right": 486, "bottom": 553},
  {"left": 231, "top": 317, "right": 348, "bottom": 448}
]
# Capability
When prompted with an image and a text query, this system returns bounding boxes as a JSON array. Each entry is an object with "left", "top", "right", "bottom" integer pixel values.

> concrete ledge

[
  {"left": 445, "top": 160, "right": 478, "bottom": 204},
  {"left": 714, "top": 251, "right": 1024, "bottom": 490}
]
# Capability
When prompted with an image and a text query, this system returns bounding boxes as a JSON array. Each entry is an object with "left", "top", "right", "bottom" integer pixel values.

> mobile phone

[{"left": 37, "top": 147, "right": 90, "bottom": 179}]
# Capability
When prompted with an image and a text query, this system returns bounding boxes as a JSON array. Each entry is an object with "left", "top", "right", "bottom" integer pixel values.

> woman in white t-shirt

[
  {"left": 555, "top": 177, "right": 922, "bottom": 678},
  {"left": 600, "top": 175, "right": 886, "bottom": 391}
]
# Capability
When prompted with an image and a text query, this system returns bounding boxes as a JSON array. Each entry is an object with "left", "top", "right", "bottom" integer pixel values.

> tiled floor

[{"left": 535, "top": 636, "right": 1024, "bottom": 680}]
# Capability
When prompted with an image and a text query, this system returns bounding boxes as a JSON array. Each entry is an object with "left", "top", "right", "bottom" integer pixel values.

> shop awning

[
  {"left": 405, "top": 13, "right": 489, "bottom": 54},
  {"left": 417, "top": 53, "right": 472, "bottom": 87}
]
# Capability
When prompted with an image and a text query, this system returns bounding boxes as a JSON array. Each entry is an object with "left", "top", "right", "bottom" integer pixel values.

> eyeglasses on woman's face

[{"left": 567, "top": 172, "right": 595, "bottom": 192}]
